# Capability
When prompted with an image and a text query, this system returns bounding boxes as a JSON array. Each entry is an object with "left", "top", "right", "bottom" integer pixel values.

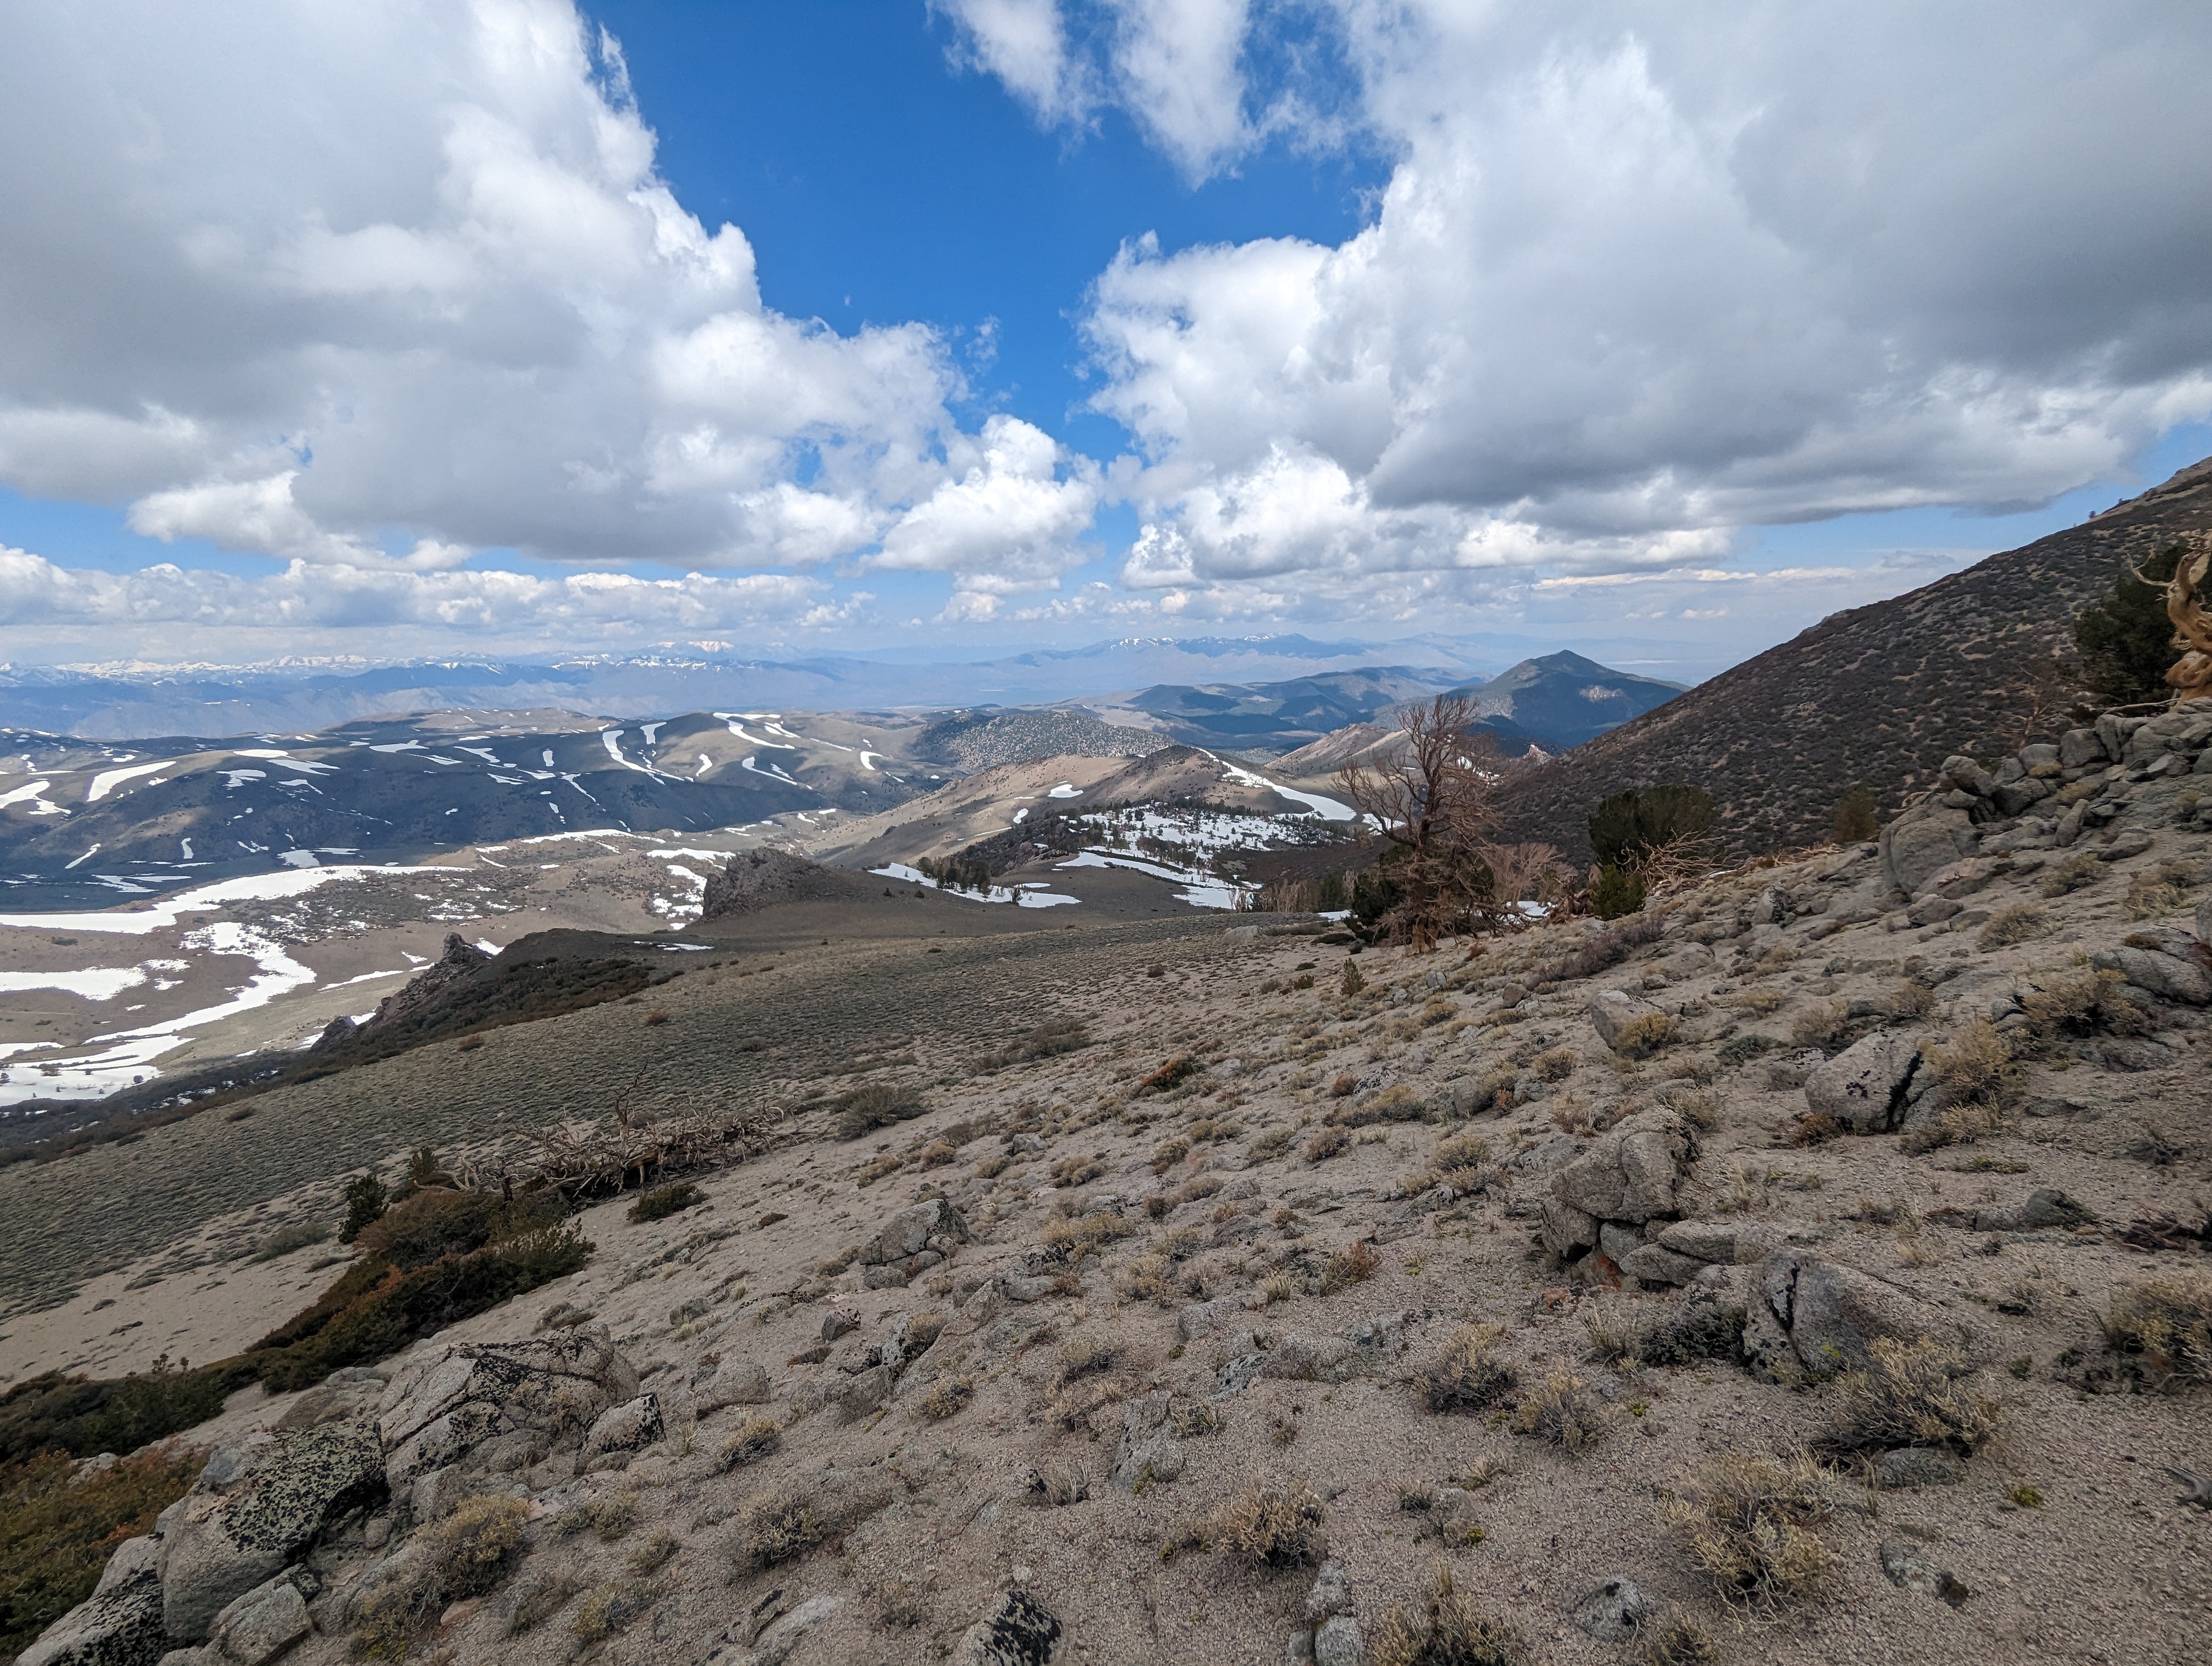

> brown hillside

[{"left": 1495, "top": 454, "right": 2212, "bottom": 861}]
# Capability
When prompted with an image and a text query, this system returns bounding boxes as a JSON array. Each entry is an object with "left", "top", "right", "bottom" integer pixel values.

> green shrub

[
  {"left": 2076, "top": 541, "right": 2205, "bottom": 705},
  {"left": 0, "top": 1445, "right": 201, "bottom": 1659},
  {"left": 1589, "top": 785, "right": 1716, "bottom": 871},
  {"left": 339, "top": 1172, "right": 388, "bottom": 1243},
  {"left": 628, "top": 1182, "right": 704, "bottom": 1223},
  {"left": 1592, "top": 863, "right": 1645, "bottom": 919},
  {"left": 1832, "top": 787, "right": 1879, "bottom": 845}
]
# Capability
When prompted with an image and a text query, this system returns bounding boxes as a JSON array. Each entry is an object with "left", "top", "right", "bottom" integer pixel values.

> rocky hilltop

[
  {"left": 5, "top": 699, "right": 2210, "bottom": 1666},
  {"left": 1493, "top": 457, "right": 2212, "bottom": 863}
]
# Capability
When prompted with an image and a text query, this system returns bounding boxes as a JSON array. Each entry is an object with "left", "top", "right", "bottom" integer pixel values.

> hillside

[
  {"left": 1085, "top": 667, "right": 1460, "bottom": 755},
  {"left": 1451, "top": 650, "right": 1688, "bottom": 752},
  {"left": 5, "top": 703, "right": 2209, "bottom": 1666},
  {"left": 1494, "top": 457, "right": 2212, "bottom": 862}
]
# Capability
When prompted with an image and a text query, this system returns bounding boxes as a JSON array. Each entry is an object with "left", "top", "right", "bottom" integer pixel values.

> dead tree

[
  {"left": 2162, "top": 536, "right": 2212, "bottom": 702},
  {"left": 1333, "top": 694, "right": 1534, "bottom": 949}
]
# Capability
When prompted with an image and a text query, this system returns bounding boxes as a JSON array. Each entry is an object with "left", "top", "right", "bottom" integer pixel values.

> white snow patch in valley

[
  {"left": 1047, "top": 783, "right": 1082, "bottom": 798},
  {"left": 319, "top": 968, "right": 407, "bottom": 989},
  {"left": 1056, "top": 850, "right": 1246, "bottom": 910},
  {"left": 640, "top": 721, "right": 664, "bottom": 747},
  {"left": 870, "top": 862, "right": 1083, "bottom": 910},
  {"left": 86, "top": 761, "right": 170, "bottom": 802},
  {"left": 65, "top": 845, "right": 101, "bottom": 869},
  {"left": 222, "top": 770, "right": 267, "bottom": 789},
  {"left": 741, "top": 755, "right": 812, "bottom": 789},
  {"left": 1213, "top": 757, "right": 1355, "bottom": 821},
  {"left": 0, "top": 967, "right": 150, "bottom": 1001},
  {"left": 0, "top": 779, "right": 66, "bottom": 815},
  {"left": 0, "top": 864, "right": 458, "bottom": 934},
  {"left": 279, "top": 850, "right": 321, "bottom": 867},
  {"left": 369, "top": 740, "right": 424, "bottom": 753}
]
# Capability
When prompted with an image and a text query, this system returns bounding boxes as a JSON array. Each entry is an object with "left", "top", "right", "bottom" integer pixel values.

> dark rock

[
  {"left": 16, "top": 1534, "right": 166, "bottom": 1666},
  {"left": 958, "top": 1590, "right": 1062, "bottom": 1666}
]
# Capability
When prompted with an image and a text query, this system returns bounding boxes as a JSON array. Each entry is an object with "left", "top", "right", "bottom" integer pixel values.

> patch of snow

[
  {"left": 1055, "top": 849, "right": 1247, "bottom": 910},
  {"left": 640, "top": 721, "right": 664, "bottom": 747},
  {"left": 0, "top": 864, "right": 456, "bottom": 933},
  {"left": 86, "top": 760, "right": 171, "bottom": 802},
  {"left": 279, "top": 850, "right": 320, "bottom": 867},
  {"left": 369, "top": 740, "right": 425, "bottom": 754},
  {"left": 1047, "top": 783, "right": 1082, "bottom": 798},
  {"left": 1013, "top": 807, "right": 1029, "bottom": 823},
  {"left": 1212, "top": 756, "right": 1356, "bottom": 821},
  {"left": 0, "top": 967, "right": 150, "bottom": 1001},
  {"left": 65, "top": 844, "right": 102, "bottom": 869},
  {"left": 320, "top": 967, "right": 407, "bottom": 989},
  {"left": 741, "top": 755, "right": 813, "bottom": 789},
  {"left": 542, "top": 749, "right": 556, "bottom": 767},
  {"left": 456, "top": 746, "right": 504, "bottom": 764},
  {"left": 0, "top": 778, "right": 63, "bottom": 813},
  {"left": 222, "top": 770, "right": 267, "bottom": 789},
  {"left": 475, "top": 938, "right": 500, "bottom": 956}
]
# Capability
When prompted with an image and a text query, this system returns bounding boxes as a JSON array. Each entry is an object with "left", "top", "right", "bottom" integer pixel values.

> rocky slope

[
  {"left": 10, "top": 701, "right": 2212, "bottom": 1666},
  {"left": 1493, "top": 456, "right": 2212, "bottom": 864}
]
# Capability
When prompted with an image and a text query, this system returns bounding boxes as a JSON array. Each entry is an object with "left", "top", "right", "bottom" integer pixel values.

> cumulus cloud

[
  {"left": 0, "top": 0, "right": 1084, "bottom": 599},
  {"left": 1065, "top": 1, "right": 2212, "bottom": 595},
  {"left": 872, "top": 416, "right": 1101, "bottom": 608}
]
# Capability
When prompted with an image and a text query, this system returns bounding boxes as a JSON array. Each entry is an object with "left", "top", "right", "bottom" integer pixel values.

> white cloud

[
  {"left": 0, "top": 0, "right": 1052, "bottom": 589},
  {"left": 872, "top": 416, "right": 1100, "bottom": 601},
  {"left": 935, "top": 0, "right": 1089, "bottom": 126},
  {"left": 1076, "top": 2, "right": 2212, "bottom": 597}
]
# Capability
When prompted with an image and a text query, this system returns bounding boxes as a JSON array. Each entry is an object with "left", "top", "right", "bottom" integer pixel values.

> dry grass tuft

[
  {"left": 1831, "top": 1337, "right": 2005, "bottom": 1454},
  {"left": 354, "top": 1492, "right": 531, "bottom": 1657},
  {"left": 1978, "top": 904, "right": 2049, "bottom": 949},
  {"left": 1902, "top": 1019, "right": 2021, "bottom": 1154},
  {"left": 2103, "top": 1270, "right": 2212, "bottom": 1388},
  {"left": 1417, "top": 1323, "right": 1519, "bottom": 1413},
  {"left": 921, "top": 1376, "right": 975, "bottom": 1420},
  {"left": 1662, "top": 1451, "right": 1833, "bottom": 1610},
  {"left": 1369, "top": 1564, "right": 1530, "bottom": 1666},
  {"left": 1305, "top": 1125, "right": 1349, "bottom": 1163},
  {"left": 1613, "top": 1013, "right": 1676, "bottom": 1058},
  {"left": 569, "top": 1578, "right": 659, "bottom": 1645},
  {"left": 1428, "top": 1131, "right": 1491, "bottom": 1189},
  {"left": 1219, "top": 1477, "right": 1327, "bottom": 1569},
  {"left": 1512, "top": 1372, "right": 1606, "bottom": 1450},
  {"left": 716, "top": 1417, "right": 781, "bottom": 1471},
  {"left": 731, "top": 1487, "right": 825, "bottom": 1572},
  {"left": 1638, "top": 1609, "right": 1718, "bottom": 1665}
]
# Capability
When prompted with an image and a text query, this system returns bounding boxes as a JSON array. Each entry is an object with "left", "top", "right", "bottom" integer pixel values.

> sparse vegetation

[
  {"left": 1305, "top": 1125, "right": 1349, "bottom": 1163},
  {"left": 1663, "top": 1452, "right": 1834, "bottom": 1610},
  {"left": 1369, "top": 1565, "right": 1530, "bottom": 1666},
  {"left": 732, "top": 1487, "right": 825, "bottom": 1572},
  {"left": 1417, "top": 1324, "right": 1518, "bottom": 1413},
  {"left": 2102, "top": 1271, "right": 2212, "bottom": 1388},
  {"left": 628, "top": 1180, "right": 705, "bottom": 1222},
  {"left": 1832, "top": 786, "right": 1879, "bottom": 844},
  {"left": 1978, "top": 904, "right": 2049, "bottom": 949},
  {"left": 832, "top": 1081, "right": 928, "bottom": 1139},
  {"left": 355, "top": 1492, "right": 531, "bottom": 1657},
  {"left": 1219, "top": 1478, "right": 1326, "bottom": 1569},
  {"left": 1831, "top": 1338, "right": 2005, "bottom": 1453},
  {"left": 717, "top": 1418, "right": 782, "bottom": 1469},
  {"left": 1512, "top": 1372, "right": 1606, "bottom": 1449}
]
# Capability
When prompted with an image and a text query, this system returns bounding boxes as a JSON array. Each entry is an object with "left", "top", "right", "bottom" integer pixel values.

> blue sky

[{"left": 1, "top": 1, "right": 2208, "bottom": 671}]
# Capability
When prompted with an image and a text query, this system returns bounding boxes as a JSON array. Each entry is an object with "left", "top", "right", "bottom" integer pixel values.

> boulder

[
  {"left": 205, "top": 1574, "right": 311, "bottom": 1666},
  {"left": 1880, "top": 802, "right": 1976, "bottom": 897},
  {"left": 1803, "top": 1031, "right": 1925, "bottom": 1133},
  {"left": 1538, "top": 1194, "right": 1600, "bottom": 1258},
  {"left": 1970, "top": 1188, "right": 2097, "bottom": 1233},
  {"left": 1586, "top": 989, "right": 1671, "bottom": 1054},
  {"left": 1177, "top": 1298, "right": 1245, "bottom": 1342},
  {"left": 1619, "top": 1244, "right": 1707, "bottom": 1286},
  {"left": 1570, "top": 1577, "right": 1663, "bottom": 1642},
  {"left": 377, "top": 1328, "right": 635, "bottom": 1517},
  {"left": 1550, "top": 1110, "right": 1698, "bottom": 1225},
  {"left": 581, "top": 1394, "right": 664, "bottom": 1465},
  {"left": 957, "top": 1590, "right": 1062, "bottom": 1666},
  {"left": 864, "top": 1197, "right": 969, "bottom": 1265},
  {"left": 1654, "top": 1219, "right": 1773, "bottom": 1264},
  {"left": 1303, "top": 1562, "right": 1352, "bottom": 1623},
  {"left": 2091, "top": 943, "right": 2212, "bottom": 1006},
  {"left": 17, "top": 1534, "right": 167, "bottom": 1666},
  {"left": 1741, "top": 1253, "right": 1986, "bottom": 1384},
  {"left": 158, "top": 1424, "right": 385, "bottom": 1643},
  {"left": 1111, "top": 1392, "right": 1186, "bottom": 1491},
  {"left": 1314, "top": 1616, "right": 1366, "bottom": 1666},
  {"left": 692, "top": 1356, "right": 771, "bottom": 1414},
  {"left": 2060, "top": 727, "right": 2108, "bottom": 768}
]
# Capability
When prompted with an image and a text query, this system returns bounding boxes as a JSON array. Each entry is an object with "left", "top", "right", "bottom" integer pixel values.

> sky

[{"left": 1, "top": 0, "right": 2210, "bottom": 672}]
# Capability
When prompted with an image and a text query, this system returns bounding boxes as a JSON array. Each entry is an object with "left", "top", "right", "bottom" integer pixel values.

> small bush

[
  {"left": 1370, "top": 1565, "right": 1529, "bottom": 1666},
  {"left": 339, "top": 1172, "right": 389, "bottom": 1243},
  {"left": 628, "top": 1181, "right": 705, "bottom": 1222},
  {"left": 2039, "top": 853, "right": 2105, "bottom": 898},
  {"left": 1322, "top": 1240, "right": 1381, "bottom": 1291},
  {"left": 558, "top": 1488, "right": 640, "bottom": 1543},
  {"left": 1662, "top": 1452, "right": 1833, "bottom": 1610},
  {"left": 1219, "top": 1478, "right": 1326, "bottom": 1569},
  {"left": 1327, "top": 1084, "right": 1430, "bottom": 1127},
  {"left": 732, "top": 1488, "right": 824, "bottom": 1572},
  {"left": 1429, "top": 1131, "right": 1491, "bottom": 1189},
  {"left": 1057, "top": 1338, "right": 1120, "bottom": 1385},
  {"left": 1978, "top": 904, "right": 2049, "bottom": 949},
  {"left": 1150, "top": 1136, "right": 1192, "bottom": 1173},
  {"left": 1831, "top": 1337, "right": 2005, "bottom": 1453},
  {"left": 1592, "top": 863, "right": 1647, "bottom": 919},
  {"left": 1417, "top": 1324, "right": 1517, "bottom": 1413},
  {"left": 1340, "top": 962, "right": 1367, "bottom": 997},
  {"left": 1639, "top": 1609, "right": 1718, "bottom": 1665},
  {"left": 2103, "top": 1270, "right": 2212, "bottom": 1388},
  {"left": 626, "top": 1528, "right": 679, "bottom": 1577},
  {"left": 921, "top": 1376, "right": 975, "bottom": 1420},
  {"left": 1832, "top": 787, "right": 1879, "bottom": 845},
  {"left": 2123, "top": 875, "right": 2190, "bottom": 921},
  {"left": 570, "top": 1578, "right": 658, "bottom": 1645},
  {"left": 2017, "top": 967, "right": 2154, "bottom": 1045},
  {"left": 1305, "top": 1126, "right": 1349, "bottom": 1163},
  {"left": 1613, "top": 1013, "right": 1675, "bottom": 1058},
  {"left": 1249, "top": 1127, "right": 1294, "bottom": 1162},
  {"left": 833, "top": 1082, "right": 927, "bottom": 1139},
  {"left": 1512, "top": 1373, "right": 1605, "bottom": 1450},
  {"left": 1117, "top": 1255, "right": 1172, "bottom": 1304},
  {"left": 717, "top": 1418, "right": 782, "bottom": 1470},
  {"left": 354, "top": 1492, "right": 530, "bottom": 1656}
]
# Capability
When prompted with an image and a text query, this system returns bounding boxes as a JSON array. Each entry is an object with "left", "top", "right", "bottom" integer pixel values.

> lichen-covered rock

[
  {"left": 1741, "top": 1253, "right": 1985, "bottom": 1384},
  {"left": 1804, "top": 1031, "right": 1925, "bottom": 1132},
  {"left": 1549, "top": 1110, "right": 1697, "bottom": 1224},
  {"left": 378, "top": 1326, "right": 632, "bottom": 1484},
  {"left": 1570, "top": 1577, "right": 1662, "bottom": 1642},
  {"left": 1111, "top": 1392, "right": 1185, "bottom": 1491},
  {"left": 958, "top": 1589, "right": 1062, "bottom": 1666},
  {"left": 157, "top": 1424, "right": 384, "bottom": 1643},
  {"left": 581, "top": 1394, "right": 665, "bottom": 1464},
  {"left": 17, "top": 1534, "right": 167, "bottom": 1666}
]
